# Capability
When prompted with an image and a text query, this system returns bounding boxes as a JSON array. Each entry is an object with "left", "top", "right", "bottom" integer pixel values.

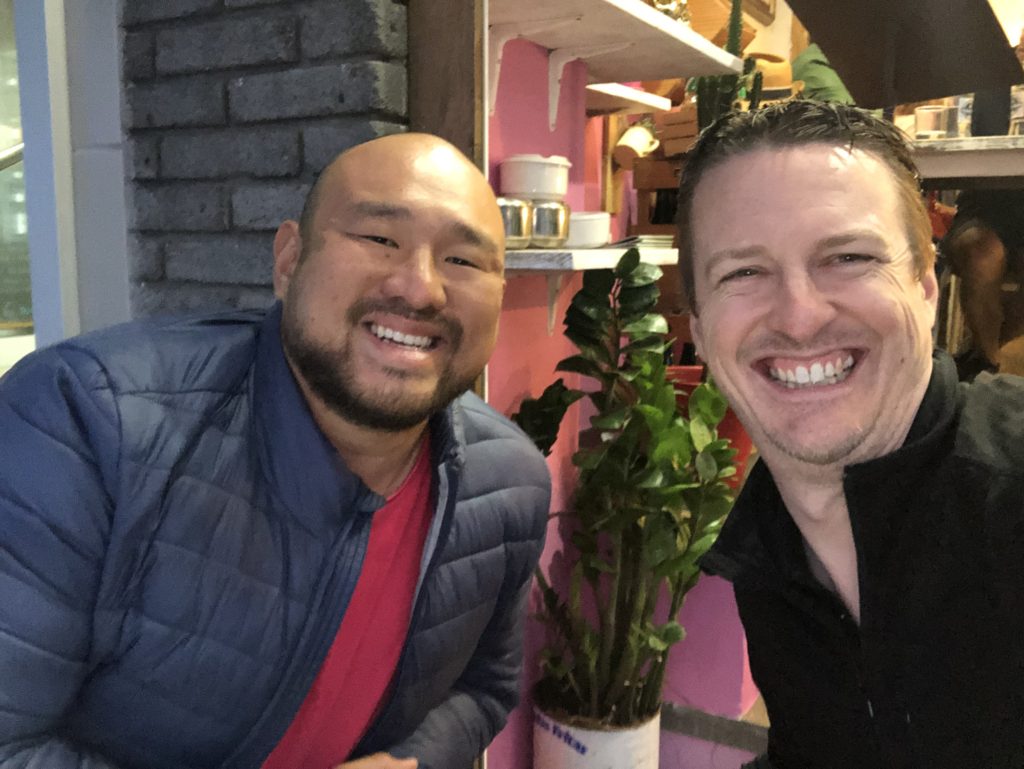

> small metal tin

[
  {"left": 496, "top": 196, "right": 533, "bottom": 249},
  {"left": 531, "top": 200, "right": 570, "bottom": 248}
]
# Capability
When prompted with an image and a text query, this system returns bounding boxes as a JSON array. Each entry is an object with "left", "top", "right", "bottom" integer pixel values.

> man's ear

[
  {"left": 273, "top": 220, "right": 302, "bottom": 299},
  {"left": 689, "top": 312, "right": 706, "bottom": 363},
  {"left": 923, "top": 267, "right": 940, "bottom": 318}
]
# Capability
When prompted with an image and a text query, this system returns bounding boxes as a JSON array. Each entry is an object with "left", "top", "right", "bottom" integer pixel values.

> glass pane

[{"left": 0, "top": 0, "right": 34, "bottom": 375}]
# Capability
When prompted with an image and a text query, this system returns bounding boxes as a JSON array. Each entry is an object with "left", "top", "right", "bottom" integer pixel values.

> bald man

[{"left": 0, "top": 134, "right": 551, "bottom": 769}]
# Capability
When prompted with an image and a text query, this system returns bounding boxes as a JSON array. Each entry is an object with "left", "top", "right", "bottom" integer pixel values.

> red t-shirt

[{"left": 261, "top": 441, "right": 434, "bottom": 769}]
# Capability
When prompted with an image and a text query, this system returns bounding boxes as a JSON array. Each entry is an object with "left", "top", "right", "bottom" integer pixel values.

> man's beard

[{"left": 281, "top": 296, "right": 478, "bottom": 432}]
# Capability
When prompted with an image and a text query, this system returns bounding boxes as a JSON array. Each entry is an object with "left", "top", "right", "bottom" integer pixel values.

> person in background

[
  {"left": 676, "top": 100, "right": 1024, "bottom": 768},
  {"left": 0, "top": 133, "right": 550, "bottom": 769},
  {"left": 941, "top": 188, "right": 1024, "bottom": 376},
  {"left": 941, "top": 28, "right": 1024, "bottom": 378}
]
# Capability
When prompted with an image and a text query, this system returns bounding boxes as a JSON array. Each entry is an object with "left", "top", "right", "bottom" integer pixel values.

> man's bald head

[{"left": 297, "top": 133, "right": 499, "bottom": 255}]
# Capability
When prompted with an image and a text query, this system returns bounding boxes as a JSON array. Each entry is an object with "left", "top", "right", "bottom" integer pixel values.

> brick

[
  {"left": 301, "top": 0, "right": 407, "bottom": 60},
  {"left": 123, "top": 0, "right": 220, "bottom": 25},
  {"left": 124, "top": 31, "right": 155, "bottom": 80},
  {"left": 302, "top": 119, "right": 404, "bottom": 171},
  {"left": 160, "top": 127, "right": 300, "bottom": 179},
  {"left": 228, "top": 61, "right": 406, "bottom": 123},
  {"left": 133, "top": 183, "right": 229, "bottom": 231},
  {"left": 155, "top": 16, "right": 298, "bottom": 75},
  {"left": 128, "top": 235, "right": 165, "bottom": 281},
  {"left": 163, "top": 234, "right": 275, "bottom": 284},
  {"left": 231, "top": 182, "right": 310, "bottom": 230},
  {"left": 127, "top": 77, "right": 226, "bottom": 128},
  {"left": 128, "top": 136, "right": 160, "bottom": 179},
  {"left": 131, "top": 281, "right": 275, "bottom": 317}
]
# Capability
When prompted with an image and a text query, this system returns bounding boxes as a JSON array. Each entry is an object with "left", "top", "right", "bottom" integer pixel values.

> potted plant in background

[
  {"left": 690, "top": 0, "right": 763, "bottom": 130},
  {"left": 512, "top": 250, "right": 738, "bottom": 769}
]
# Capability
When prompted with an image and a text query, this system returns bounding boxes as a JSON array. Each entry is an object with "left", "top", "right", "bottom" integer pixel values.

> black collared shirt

[{"left": 703, "top": 351, "right": 1024, "bottom": 769}]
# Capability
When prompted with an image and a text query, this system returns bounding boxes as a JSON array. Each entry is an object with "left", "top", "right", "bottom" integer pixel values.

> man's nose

[
  {"left": 382, "top": 247, "right": 447, "bottom": 310},
  {"left": 768, "top": 273, "right": 837, "bottom": 341}
]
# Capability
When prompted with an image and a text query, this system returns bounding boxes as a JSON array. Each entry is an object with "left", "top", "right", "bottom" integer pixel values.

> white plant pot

[{"left": 533, "top": 707, "right": 660, "bottom": 769}]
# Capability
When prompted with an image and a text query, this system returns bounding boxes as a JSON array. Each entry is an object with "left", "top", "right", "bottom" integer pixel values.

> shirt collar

[{"left": 702, "top": 349, "right": 961, "bottom": 586}]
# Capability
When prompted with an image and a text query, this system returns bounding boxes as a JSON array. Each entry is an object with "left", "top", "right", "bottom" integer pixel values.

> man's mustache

[{"left": 347, "top": 298, "right": 464, "bottom": 347}]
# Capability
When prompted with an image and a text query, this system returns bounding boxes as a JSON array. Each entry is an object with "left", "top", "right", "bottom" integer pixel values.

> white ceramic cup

[{"left": 613, "top": 125, "right": 659, "bottom": 169}]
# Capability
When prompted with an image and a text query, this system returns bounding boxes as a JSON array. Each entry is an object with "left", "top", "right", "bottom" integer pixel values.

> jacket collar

[
  {"left": 702, "top": 350, "right": 961, "bottom": 587},
  {"left": 252, "top": 303, "right": 463, "bottom": 534}
]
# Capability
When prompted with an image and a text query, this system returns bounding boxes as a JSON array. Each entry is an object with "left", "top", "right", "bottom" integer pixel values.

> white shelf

[
  {"left": 489, "top": 0, "right": 741, "bottom": 82},
  {"left": 488, "top": 0, "right": 741, "bottom": 128},
  {"left": 505, "top": 246, "right": 676, "bottom": 272},
  {"left": 911, "top": 136, "right": 1024, "bottom": 185},
  {"left": 505, "top": 245, "right": 677, "bottom": 333},
  {"left": 585, "top": 83, "right": 672, "bottom": 116}
]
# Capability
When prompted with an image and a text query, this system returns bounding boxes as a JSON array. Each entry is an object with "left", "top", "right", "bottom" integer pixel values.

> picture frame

[{"left": 743, "top": 0, "right": 776, "bottom": 25}]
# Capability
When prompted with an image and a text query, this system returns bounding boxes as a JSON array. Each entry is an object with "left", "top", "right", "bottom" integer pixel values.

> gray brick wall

[{"left": 122, "top": 0, "right": 408, "bottom": 317}]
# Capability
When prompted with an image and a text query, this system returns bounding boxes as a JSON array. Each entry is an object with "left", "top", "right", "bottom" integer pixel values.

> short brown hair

[{"left": 676, "top": 100, "right": 933, "bottom": 314}]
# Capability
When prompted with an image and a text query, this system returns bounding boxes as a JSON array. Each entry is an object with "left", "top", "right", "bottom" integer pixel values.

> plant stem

[
  {"left": 603, "top": 526, "right": 650, "bottom": 720},
  {"left": 596, "top": 528, "right": 623, "bottom": 699}
]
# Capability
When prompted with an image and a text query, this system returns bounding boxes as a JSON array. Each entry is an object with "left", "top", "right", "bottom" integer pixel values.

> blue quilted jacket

[{"left": 0, "top": 305, "right": 550, "bottom": 769}]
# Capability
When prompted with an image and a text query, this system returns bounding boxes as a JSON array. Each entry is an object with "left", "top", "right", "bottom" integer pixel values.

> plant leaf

[
  {"left": 591, "top": 406, "right": 630, "bottom": 430},
  {"left": 689, "top": 415, "right": 713, "bottom": 452},
  {"left": 652, "top": 423, "right": 693, "bottom": 467},
  {"left": 614, "top": 248, "right": 641, "bottom": 277},
  {"left": 695, "top": 448, "right": 718, "bottom": 482},
  {"left": 617, "top": 283, "right": 661, "bottom": 314},
  {"left": 570, "top": 292, "right": 613, "bottom": 322},
  {"left": 688, "top": 381, "right": 728, "bottom": 428},
  {"left": 622, "top": 314, "right": 669, "bottom": 337},
  {"left": 556, "top": 355, "right": 607, "bottom": 379},
  {"left": 621, "top": 262, "right": 663, "bottom": 287},
  {"left": 635, "top": 404, "right": 670, "bottom": 433},
  {"left": 511, "top": 379, "right": 584, "bottom": 456},
  {"left": 582, "top": 268, "right": 615, "bottom": 298}
]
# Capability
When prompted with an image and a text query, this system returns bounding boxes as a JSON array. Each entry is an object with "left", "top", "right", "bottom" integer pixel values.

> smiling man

[
  {"left": 676, "top": 101, "right": 1024, "bottom": 768},
  {"left": 0, "top": 133, "right": 550, "bottom": 769}
]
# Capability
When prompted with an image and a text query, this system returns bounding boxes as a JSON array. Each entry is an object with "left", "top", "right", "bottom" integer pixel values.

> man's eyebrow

[
  {"left": 815, "top": 231, "right": 886, "bottom": 250},
  {"left": 450, "top": 221, "right": 500, "bottom": 255},
  {"left": 350, "top": 201, "right": 413, "bottom": 219},
  {"left": 701, "top": 246, "right": 768, "bottom": 280}
]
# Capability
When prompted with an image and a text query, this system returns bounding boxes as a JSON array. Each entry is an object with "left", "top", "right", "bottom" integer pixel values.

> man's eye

[
  {"left": 834, "top": 253, "right": 875, "bottom": 265},
  {"left": 356, "top": 234, "right": 398, "bottom": 248},
  {"left": 445, "top": 255, "right": 479, "bottom": 269},
  {"left": 719, "top": 267, "right": 760, "bottom": 284}
]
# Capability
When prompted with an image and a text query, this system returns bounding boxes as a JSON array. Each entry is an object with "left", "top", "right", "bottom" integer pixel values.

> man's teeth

[
  {"left": 769, "top": 354, "right": 854, "bottom": 389},
  {"left": 369, "top": 323, "right": 434, "bottom": 350}
]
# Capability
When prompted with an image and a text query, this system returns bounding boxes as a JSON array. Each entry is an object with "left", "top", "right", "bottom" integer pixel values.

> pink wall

[
  {"left": 488, "top": 39, "right": 589, "bottom": 211},
  {"left": 484, "top": 37, "right": 757, "bottom": 769}
]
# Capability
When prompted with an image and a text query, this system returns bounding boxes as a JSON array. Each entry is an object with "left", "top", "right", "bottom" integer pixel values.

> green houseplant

[{"left": 513, "top": 249, "right": 737, "bottom": 730}]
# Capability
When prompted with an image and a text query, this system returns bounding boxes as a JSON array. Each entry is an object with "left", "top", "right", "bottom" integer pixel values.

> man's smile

[
  {"left": 368, "top": 322, "right": 440, "bottom": 351},
  {"left": 762, "top": 351, "right": 859, "bottom": 389}
]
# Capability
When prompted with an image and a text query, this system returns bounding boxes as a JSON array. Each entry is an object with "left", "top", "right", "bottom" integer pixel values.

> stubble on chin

[{"left": 279, "top": 301, "right": 478, "bottom": 432}]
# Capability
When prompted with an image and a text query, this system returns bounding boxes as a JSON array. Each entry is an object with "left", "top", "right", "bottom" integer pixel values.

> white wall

[
  {"left": 14, "top": 0, "right": 130, "bottom": 347},
  {"left": 64, "top": 0, "right": 131, "bottom": 335}
]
